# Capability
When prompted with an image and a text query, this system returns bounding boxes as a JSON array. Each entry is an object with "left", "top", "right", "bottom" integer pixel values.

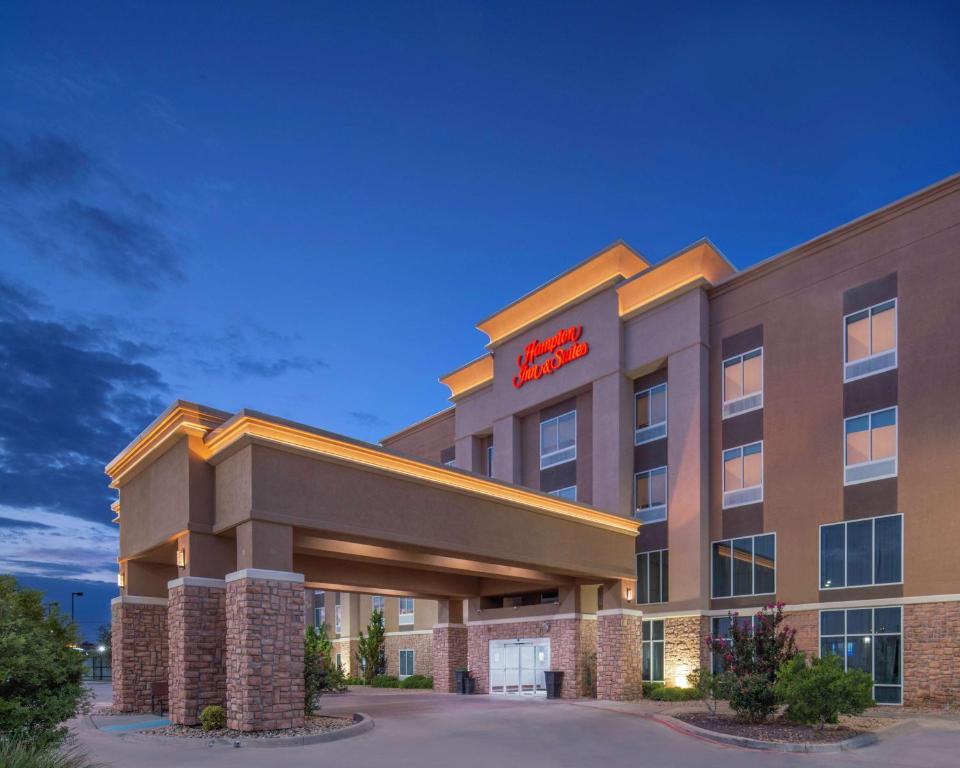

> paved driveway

[{"left": 74, "top": 687, "right": 960, "bottom": 768}]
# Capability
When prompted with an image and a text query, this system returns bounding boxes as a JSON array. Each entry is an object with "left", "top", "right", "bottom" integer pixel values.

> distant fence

[{"left": 83, "top": 653, "right": 112, "bottom": 681}]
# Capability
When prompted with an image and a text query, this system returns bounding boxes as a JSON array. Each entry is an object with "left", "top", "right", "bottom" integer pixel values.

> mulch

[
  {"left": 149, "top": 715, "right": 353, "bottom": 740},
  {"left": 673, "top": 712, "right": 866, "bottom": 743}
]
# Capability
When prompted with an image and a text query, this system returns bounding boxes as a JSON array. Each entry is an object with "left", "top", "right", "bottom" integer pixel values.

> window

[
  {"left": 335, "top": 652, "right": 342, "bottom": 669},
  {"left": 634, "top": 467, "right": 667, "bottom": 523},
  {"left": 540, "top": 411, "right": 576, "bottom": 469},
  {"left": 313, "top": 590, "right": 325, "bottom": 632},
  {"left": 335, "top": 603, "right": 342, "bottom": 636},
  {"left": 820, "top": 514, "right": 902, "bottom": 589},
  {"left": 722, "top": 348, "right": 763, "bottom": 419},
  {"left": 712, "top": 533, "right": 776, "bottom": 598},
  {"left": 723, "top": 441, "right": 763, "bottom": 508},
  {"left": 399, "top": 597, "right": 414, "bottom": 625},
  {"left": 845, "top": 300, "right": 897, "bottom": 382},
  {"left": 372, "top": 595, "right": 384, "bottom": 614},
  {"left": 486, "top": 444, "right": 494, "bottom": 477},
  {"left": 636, "top": 550, "right": 669, "bottom": 604},
  {"left": 399, "top": 649, "right": 415, "bottom": 678},
  {"left": 711, "top": 615, "right": 755, "bottom": 674},
  {"left": 821, "top": 607, "right": 901, "bottom": 703},
  {"left": 635, "top": 384, "right": 667, "bottom": 444},
  {"left": 642, "top": 620, "right": 664, "bottom": 683},
  {"left": 548, "top": 485, "right": 577, "bottom": 500},
  {"left": 844, "top": 408, "right": 897, "bottom": 485}
]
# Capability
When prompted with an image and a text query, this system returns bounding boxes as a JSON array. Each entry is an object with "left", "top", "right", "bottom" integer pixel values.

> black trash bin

[
  {"left": 543, "top": 670, "right": 564, "bottom": 699},
  {"left": 465, "top": 675, "right": 475, "bottom": 695},
  {"left": 454, "top": 669, "right": 468, "bottom": 695}
]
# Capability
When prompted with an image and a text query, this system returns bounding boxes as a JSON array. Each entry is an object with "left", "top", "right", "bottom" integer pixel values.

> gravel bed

[
  {"left": 149, "top": 715, "right": 353, "bottom": 740},
  {"left": 674, "top": 712, "right": 870, "bottom": 743}
]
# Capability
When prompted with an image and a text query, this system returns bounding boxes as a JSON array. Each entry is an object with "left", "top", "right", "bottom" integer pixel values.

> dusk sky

[{"left": 1, "top": 1, "right": 958, "bottom": 639}]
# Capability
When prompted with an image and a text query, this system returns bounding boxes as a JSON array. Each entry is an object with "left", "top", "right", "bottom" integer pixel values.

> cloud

[
  {"left": 234, "top": 355, "right": 329, "bottom": 378},
  {"left": 0, "top": 135, "right": 91, "bottom": 190},
  {"left": 349, "top": 411, "right": 389, "bottom": 427},
  {"left": 0, "top": 517, "right": 52, "bottom": 530}
]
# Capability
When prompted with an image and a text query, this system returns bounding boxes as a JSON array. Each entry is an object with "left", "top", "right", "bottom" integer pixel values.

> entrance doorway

[{"left": 489, "top": 639, "right": 551, "bottom": 695}]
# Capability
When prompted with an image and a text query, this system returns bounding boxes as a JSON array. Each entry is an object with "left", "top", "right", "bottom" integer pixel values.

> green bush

[
  {"left": 399, "top": 675, "right": 433, "bottom": 689},
  {"left": 344, "top": 676, "right": 367, "bottom": 686},
  {"left": 688, "top": 668, "right": 731, "bottom": 715},
  {"left": 0, "top": 737, "right": 105, "bottom": 768},
  {"left": 642, "top": 682, "right": 664, "bottom": 697},
  {"left": 198, "top": 705, "right": 225, "bottom": 732},
  {"left": 356, "top": 610, "right": 386, "bottom": 684},
  {"left": 0, "top": 576, "right": 90, "bottom": 746},
  {"left": 775, "top": 654, "right": 874, "bottom": 729},
  {"left": 370, "top": 675, "right": 400, "bottom": 688},
  {"left": 648, "top": 686, "right": 700, "bottom": 701}
]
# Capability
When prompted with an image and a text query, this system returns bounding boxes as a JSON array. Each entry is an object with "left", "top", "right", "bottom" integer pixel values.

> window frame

[
  {"left": 372, "top": 595, "right": 384, "bottom": 614},
  {"left": 548, "top": 485, "right": 577, "bottom": 501},
  {"left": 634, "top": 466, "right": 668, "bottom": 523},
  {"left": 641, "top": 619, "right": 665, "bottom": 683},
  {"left": 818, "top": 513, "right": 904, "bottom": 590},
  {"left": 843, "top": 406, "right": 898, "bottom": 486},
  {"left": 722, "top": 440, "right": 764, "bottom": 508},
  {"left": 399, "top": 596, "right": 415, "bottom": 625},
  {"left": 635, "top": 549, "right": 669, "bottom": 605},
  {"left": 539, "top": 410, "right": 577, "bottom": 469},
  {"left": 634, "top": 383, "right": 668, "bottom": 445},
  {"left": 722, "top": 347, "right": 764, "bottom": 419},
  {"left": 399, "top": 648, "right": 415, "bottom": 679},
  {"left": 843, "top": 299, "right": 898, "bottom": 383},
  {"left": 711, "top": 532, "right": 777, "bottom": 599},
  {"left": 819, "top": 606, "right": 902, "bottom": 704}
]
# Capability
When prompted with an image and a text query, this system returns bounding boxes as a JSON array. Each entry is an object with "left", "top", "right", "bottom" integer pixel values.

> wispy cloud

[{"left": 349, "top": 410, "right": 389, "bottom": 428}]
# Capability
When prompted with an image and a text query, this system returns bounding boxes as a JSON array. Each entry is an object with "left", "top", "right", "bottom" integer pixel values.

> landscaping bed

[
  {"left": 673, "top": 712, "right": 886, "bottom": 744},
  {"left": 149, "top": 714, "right": 353, "bottom": 740}
]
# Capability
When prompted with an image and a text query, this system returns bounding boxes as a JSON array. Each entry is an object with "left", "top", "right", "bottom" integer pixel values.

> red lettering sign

[{"left": 512, "top": 325, "right": 590, "bottom": 389}]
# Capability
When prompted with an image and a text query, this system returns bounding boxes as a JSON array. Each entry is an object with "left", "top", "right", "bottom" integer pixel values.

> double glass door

[{"left": 489, "top": 639, "right": 550, "bottom": 696}]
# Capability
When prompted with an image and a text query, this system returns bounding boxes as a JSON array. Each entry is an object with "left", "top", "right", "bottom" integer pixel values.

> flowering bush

[{"left": 705, "top": 602, "right": 797, "bottom": 723}]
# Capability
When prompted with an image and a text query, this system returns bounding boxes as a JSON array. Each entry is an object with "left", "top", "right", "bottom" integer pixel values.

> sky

[{"left": 0, "top": 1, "right": 958, "bottom": 639}]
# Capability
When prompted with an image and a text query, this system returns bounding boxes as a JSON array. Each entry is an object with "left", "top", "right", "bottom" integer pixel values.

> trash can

[
  {"left": 455, "top": 669, "right": 468, "bottom": 694},
  {"left": 543, "top": 670, "right": 564, "bottom": 699},
  {"left": 465, "top": 675, "right": 475, "bottom": 695}
]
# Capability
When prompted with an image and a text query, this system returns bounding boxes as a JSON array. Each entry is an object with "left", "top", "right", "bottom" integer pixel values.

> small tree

[
  {"left": 775, "top": 654, "right": 874, "bottom": 729},
  {"left": 705, "top": 602, "right": 797, "bottom": 723},
  {"left": 0, "top": 576, "right": 90, "bottom": 745},
  {"left": 355, "top": 609, "right": 385, "bottom": 684},
  {"left": 688, "top": 668, "right": 727, "bottom": 716},
  {"left": 305, "top": 623, "right": 346, "bottom": 715}
]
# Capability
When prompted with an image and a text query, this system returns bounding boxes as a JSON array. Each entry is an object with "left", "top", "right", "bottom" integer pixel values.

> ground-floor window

[
  {"left": 335, "top": 652, "right": 342, "bottom": 669},
  {"left": 820, "top": 606, "right": 902, "bottom": 704},
  {"left": 399, "top": 649, "right": 415, "bottom": 678},
  {"left": 710, "top": 615, "right": 755, "bottom": 675},
  {"left": 642, "top": 619, "right": 664, "bottom": 682}
]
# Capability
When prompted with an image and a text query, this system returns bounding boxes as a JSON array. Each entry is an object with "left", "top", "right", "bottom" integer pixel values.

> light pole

[{"left": 71, "top": 591, "right": 84, "bottom": 623}]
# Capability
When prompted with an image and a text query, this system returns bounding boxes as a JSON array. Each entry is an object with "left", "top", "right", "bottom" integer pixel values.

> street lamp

[{"left": 70, "top": 591, "right": 84, "bottom": 622}]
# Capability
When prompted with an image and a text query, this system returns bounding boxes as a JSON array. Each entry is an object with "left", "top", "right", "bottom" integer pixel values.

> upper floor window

[
  {"left": 820, "top": 514, "right": 902, "bottom": 589},
  {"left": 844, "top": 299, "right": 897, "bottom": 382},
  {"left": 313, "top": 590, "right": 325, "bottom": 632},
  {"left": 722, "top": 441, "right": 763, "bottom": 508},
  {"left": 712, "top": 532, "right": 776, "bottom": 598},
  {"left": 642, "top": 619, "right": 664, "bottom": 683},
  {"left": 540, "top": 410, "right": 576, "bottom": 469},
  {"left": 722, "top": 348, "right": 763, "bottom": 419},
  {"left": 634, "top": 467, "right": 667, "bottom": 523},
  {"left": 486, "top": 444, "right": 494, "bottom": 477},
  {"left": 335, "top": 603, "right": 342, "bottom": 635},
  {"left": 635, "top": 383, "right": 667, "bottom": 444},
  {"left": 372, "top": 595, "right": 384, "bottom": 614},
  {"left": 548, "top": 485, "right": 577, "bottom": 501},
  {"left": 844, "top": 407, "right": 897, "bottom": 485},
  {"left": 636, "top": 549, "right": 668, "bottom": 604},
  {"left": 399, "top": 597, "right": 415, "bottom": 625}
]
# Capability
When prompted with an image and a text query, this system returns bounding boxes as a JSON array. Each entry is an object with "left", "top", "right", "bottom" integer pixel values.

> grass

[{"left": 0, "top": 738, "right": 105, "bottom": 768}]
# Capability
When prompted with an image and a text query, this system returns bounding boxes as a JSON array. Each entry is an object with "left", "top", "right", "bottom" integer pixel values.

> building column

[
  {"left": 111, "top": 595, "right": 169, "bottom": 713},
  {"left": 596, "top": 580, "right": 643, "bottom": 701},
  {"left": 432, "top": 599, "right": 468, "bottom": 692}
]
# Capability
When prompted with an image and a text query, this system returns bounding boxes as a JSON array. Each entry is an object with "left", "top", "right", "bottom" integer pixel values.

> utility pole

[{"left": 71, "top": 591, "right": 84, "bottom": 623}]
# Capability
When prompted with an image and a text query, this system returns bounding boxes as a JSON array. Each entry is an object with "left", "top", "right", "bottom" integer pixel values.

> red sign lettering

[{"left": 512, "top": 325, "right": 589, "bottom": 389}]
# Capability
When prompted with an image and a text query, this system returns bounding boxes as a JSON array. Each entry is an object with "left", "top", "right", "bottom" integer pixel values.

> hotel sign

[{"left": 512, "top": 325, "right": 589, "bottom": 389}]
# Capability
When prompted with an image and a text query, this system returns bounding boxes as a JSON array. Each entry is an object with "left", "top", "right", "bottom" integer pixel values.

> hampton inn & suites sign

[{"left": 512, "top": 325, "right": 589, "bottom": 389}]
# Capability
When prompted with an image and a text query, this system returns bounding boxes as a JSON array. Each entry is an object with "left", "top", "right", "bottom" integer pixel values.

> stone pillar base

[
  {"left": 596, "top": 610, "right": 643, "bottom": 701},
  {"left": 168, "top": 578, "right": 226, "bottom": 725},
  {"left": 111, "top": 596, "right": 169, "bottom": 713},
  {"left": 225, "top": 569, "right": 305, "bottom": 732},
  {"left": 432, "top": 624, "right": 468, "bottom": 692}
]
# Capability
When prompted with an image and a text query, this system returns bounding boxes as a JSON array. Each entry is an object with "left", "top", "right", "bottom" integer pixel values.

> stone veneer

[
  {"left": 467, "top": 616, "right": 596, "bottom": 698},
  {"left": 225, "top": 572, "right": 305, "bottom": 731},
  {"left": 785, "top": 609, "right": 819, "bottom": 658},
  {"left": 331, "top": 637, "right": 359, "bottom": 675},
  {"left": 111, "top": 598, "right": 169, "bottom": 713},
  {"left": 904, "top": 602, "right": 960, "bottom": 706},
  {"left": 387, "top": 631, "right": 436, "bottom": 679},
  {"left": 168, "top": 580, "right": 227, "bottom": 725},
  {"left": 596, "top": 612, "right": 643, "bottom": 700},
  {"left": 429, "top": 626, "right": 465, "bottom": 692},
  {"left": 663, "top": 615, "right": 709, "bottom": 687}
]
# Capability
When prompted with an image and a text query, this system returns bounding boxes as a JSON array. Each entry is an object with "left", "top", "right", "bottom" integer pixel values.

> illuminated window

[
  {"left": 722, "top": 348, "right": 763, "bottom": 419},
  {"left": 635, "top": 383, "right": 667, "bottom": 444},
  {"left": 636, "top": 550, "right": 668, "bottom": 604},
  {"left": 634, "top": 467, "right": 667, "bottom": 523},
  {"left": 820, "top": 514, "right": 902, "bottom": 589},
  {"left": 821, "top": 607, "right": 901, "bottom": 703},
  {"left": 642, "top": 620, "right": 664, "bottom": 683},
  {"left": 712, "top": 533, "right": 776, "bottom": 598},
  {"left": 548, "top": 485, "right": 576, "bottom": 501},
  {"left": 399, "top": 597, "right": 414, "bottom": 625},
  {"left": 313, "top": 591, "right": 326, "bottom": 633},
  {"left": 335, "top": 596, "right": 342, "bottom": 636},
  {"left": 844, "top": 408, "right": 897, "bottom": 485},
  {"left": 722, "top": 441, "right": 763, "bottom": 508},
  {"left": 540, "top": 411, "right": 576, "bottom": 469},
  {"left": 399, "top": 649, "right": 415, "bottom": 678},
  {"left": 844, "top": 300, "right": 897, "bottom": 381}
]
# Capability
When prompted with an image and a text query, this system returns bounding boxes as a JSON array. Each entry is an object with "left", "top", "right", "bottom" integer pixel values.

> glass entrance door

[{"left": 489, "top": 639, "right": 551, "bottom": 696}]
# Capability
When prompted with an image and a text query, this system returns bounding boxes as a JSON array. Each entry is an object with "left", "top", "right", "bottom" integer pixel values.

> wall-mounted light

[
  {"left": 117, "top": 571, "right": 125, "bottom": 588},
  {"left": 626, "top": 587, "right": 633, "bottom": 602},
  {"left": 176, "top": 547, "right": 186, "bottom": 568}
]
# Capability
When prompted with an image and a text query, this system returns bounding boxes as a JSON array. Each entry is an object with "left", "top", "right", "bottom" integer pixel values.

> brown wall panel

[
  {"left": 721, "top": 503, "right": 764, "bottom": 539},
  {"left": 842, "top": 272, "right": 897, "bottom": 315},
  {"left": 721, "top": 409, "right": 763, "bottom": 449},
  {"left": 843, "top": 369, "right": 898, "bottom": 418},
  {"left": 635, "top": 522, "right": 668, "bottom": 553},
  {"left": 843, "top": 478, "right": 898, "bottom": 520},
  {"left": 721, "top": 325, "right": 763, "bottom": 359},
  {"left": 634, "top": 438, "right": 668, "bottom": 472}
]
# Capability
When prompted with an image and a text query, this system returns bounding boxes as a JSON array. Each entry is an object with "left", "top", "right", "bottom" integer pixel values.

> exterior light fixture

[
  {"left": 176, "top": 547, "right": 186, "bottom": 568},
  {"left": 626, "top": 587, "right": 633, "bottom": 602},
  {"left": 98, "top": 645, "right": 106, "bottom": 653},
  {"left": 117, "top": 571, "right": 125, "bottom": 588}
]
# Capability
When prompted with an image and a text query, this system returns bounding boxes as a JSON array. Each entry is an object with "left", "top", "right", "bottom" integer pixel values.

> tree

[
  {"left": 0, "top": 576, "right": 90, "bottom": 745},
  {"left": 304, "top": 623, "right": 344, "bottom": 715},
  {"left": 355, "top": 609, "right": 385, "bottom": 684},
  {"left": 775, "top": 654, "right": 874, "bottom": 729}
]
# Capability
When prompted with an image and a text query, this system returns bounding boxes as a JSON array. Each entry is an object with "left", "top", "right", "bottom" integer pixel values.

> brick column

[
  {"left": 433, "top": 625, "right": 468, "bottom": 692},
  {"left": 111, "top": 596, "right": 169, "bottom": 713},
  {"left": 167, "top": 577, "right": 227, "bottom": 725},
  {"left": 225, "top": 569, "right": 305, "bottom": 732},
  {"left": 596, "top": 609, "right": 644, "bottom": 701}
]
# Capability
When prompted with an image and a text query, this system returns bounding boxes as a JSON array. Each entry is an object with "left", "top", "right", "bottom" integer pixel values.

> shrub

[
  {"left": 687, "top": 668, "right": 731, "bottom": 715},
  {"left": 0, "top": 576, "right": 90, "bottom": 746},
  {"left": 775, "top": 654, "right": 874, "bottom": 729},
  {"left": 399, "top": 675, "right": 433, "bottom": 689},
  {"left": 344, "top": 676, "right": 366, "bottom": 686},
  {"left": 0, "top": 737, "right": 105, "bottom": 768},
  {"left": 355, "top": 610, "right": 386, "bottom": 684},
  {"left": 648, "top": 686, "right": 700, "bottom": 702},
  {"left": 198, "top": 705, "right": 225, "bottom": 732},
  {"left": 642, "top": 682, "right": 664, "bottom": 697},
  {"left": 370, "top": 675, "right": 400, "bottom": 688}
]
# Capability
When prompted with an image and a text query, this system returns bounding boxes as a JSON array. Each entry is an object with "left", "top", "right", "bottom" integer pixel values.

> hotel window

[
  {"left": 548, "top": 485, "right": 577, "bottom": 501},
  {"left": 712, "top": 533, "right": 776, "bottom": 598},
  {"left": 722, "top": 348, "right": 763, "bottom": 419},
  {"left": 722, "top": 441, "right": 763, "bottom": 508},
  {"left": 844, "top": 299, "right": 897, "bottom": 382},
  {"left": 635, "top": 383, "right": 667, "bottom": 445},
  {"left": 313, "top": 591, "right": 325, "bottom": 632},
  {"left": 820, "top": 514, "right": 902, "bottom": 589},
  {"left": 636, "top": 550, "right": 669, "bottom": 604},
  {"left": 399, "top": 597, "right": 415, "bottom": 625},
  {"left": 335, "top": 652, "right": 342, "bottom": 669},
  {"left": 844, "top": 407, "right": 897, "bottom": 485},
  {"left": 821, "top": 607, "right": 902, "bottom": 704},
  {"left": 634, "top": 467, "right": 667, "bottom": 523},
  {"left": 486, "top": 444, "right": 494, "bottom": 477},
  {"left": 372, "top": 595, "right": 384, "bottom": 614},
  {"left": 399, "top": 649, "right": 415, "bottom": 679},
  {"left": 335, "top": 593, "right": 342, "bottom": 636},
  {"left": 711, "top": 616, "right": 755, "bottom": 674},
  {"left": 540, "top": 410, "right": 576, "bottom": 469},
  {"left": 642, "top": 619, "right": 665, "bottom": 683}
]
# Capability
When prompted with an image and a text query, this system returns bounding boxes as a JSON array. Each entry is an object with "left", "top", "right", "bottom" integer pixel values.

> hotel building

[{"left": 108, "top": 173, "right": 960, "bottom": 730}]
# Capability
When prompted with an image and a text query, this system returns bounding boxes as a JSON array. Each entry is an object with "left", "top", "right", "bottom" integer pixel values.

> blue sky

[{"left": 0, "top": 1, "right": 958, "bottom": 638}]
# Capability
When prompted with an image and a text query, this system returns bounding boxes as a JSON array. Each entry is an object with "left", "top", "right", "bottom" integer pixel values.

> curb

[{"left": 652, "top": 713, "right": 915, "bottom": 753}]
